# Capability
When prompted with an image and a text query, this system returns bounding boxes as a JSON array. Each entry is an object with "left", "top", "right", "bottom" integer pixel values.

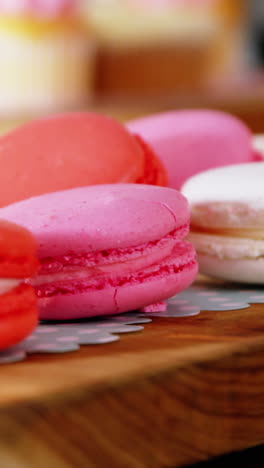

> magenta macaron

[
  {"left": 127, "top": 110, "right": 261, "bottom": 190},
  {"left": 0, "top": 184, "right": 197, "bottom": 320}
]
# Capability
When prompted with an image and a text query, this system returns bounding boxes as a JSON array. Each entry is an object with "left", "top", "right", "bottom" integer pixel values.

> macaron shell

[
  {"left": 0, "top": 284, "right": 38, "bottom": 350},
  {"left": 0, "top": 113, "right": 147, "bottom": 207},
  {"left": 197, "top": 254, "right": 264, "bottom": 284},
  {"left": 127, "top": 110, "right": 259, "bottom": 190},
  {"left": 38, "top": 253, "right": 197, "bottom": 320},
  {"left": 0, "top": 184, "right": 189, "bottom": 257},
  {"left": 0, "top": 220, "right": 39, "bottom": 277},
  {"left": 135, "top": 135, "right": 168, "bottom": 186},
  {"left": 182, "top": 162, "right": 264, "bottom": 209},
  {"left": 189, "top": 228, "right": 264, "bottom": 284}
]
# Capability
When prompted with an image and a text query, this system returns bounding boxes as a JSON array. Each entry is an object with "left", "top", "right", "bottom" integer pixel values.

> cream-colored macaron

[{"left": 182, "top": 162, "right": 264, "bottom": 283}]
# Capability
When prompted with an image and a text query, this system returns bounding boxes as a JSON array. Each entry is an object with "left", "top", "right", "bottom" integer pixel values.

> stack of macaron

[
  {"left": 0, "top": 111, "right": 191, "bottom": 349},
  {"left": 0, "top": 108, "right": 262, "bottom": 351}
]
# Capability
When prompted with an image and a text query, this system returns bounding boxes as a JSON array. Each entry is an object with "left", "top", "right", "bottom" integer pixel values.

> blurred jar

[
  {"left": 0, "top": 0, "right": 95, "bottom": 117},
  {"left": 85, "top": 0, "right": 246, "bottom": 96}
]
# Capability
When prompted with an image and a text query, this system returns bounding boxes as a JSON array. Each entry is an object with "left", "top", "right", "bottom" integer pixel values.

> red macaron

[
  {"left": 0, "top": 112, "right": 167, "bottom": 207},
  {"left": 0, "top": 220, "right": 39, "bottom": 350}
]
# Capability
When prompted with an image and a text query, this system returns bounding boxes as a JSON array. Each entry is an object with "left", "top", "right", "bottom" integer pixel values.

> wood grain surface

[{"left": 0, "top": 300, "right": 264, "bottom": 468}]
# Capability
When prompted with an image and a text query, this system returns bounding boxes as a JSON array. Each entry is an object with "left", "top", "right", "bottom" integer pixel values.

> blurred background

[{"left": 0, "top": 0, "right": 264, "bottom": 131}]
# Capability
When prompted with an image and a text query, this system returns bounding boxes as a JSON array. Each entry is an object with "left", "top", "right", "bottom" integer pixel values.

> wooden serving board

[{"left": 1, "top": 302, "right": 264, "bottom": 468}]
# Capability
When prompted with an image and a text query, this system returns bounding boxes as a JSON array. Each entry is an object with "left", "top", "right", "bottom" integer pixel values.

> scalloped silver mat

[
  {"left": 0, "top": 314, "right": 152, "bottom": 364},
  {"left": 1, "top": 281, "right": 264, "bottom": 364}
]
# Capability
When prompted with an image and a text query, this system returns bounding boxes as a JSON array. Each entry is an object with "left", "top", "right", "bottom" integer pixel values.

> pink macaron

[
  {"left": 127, "top": 110, "right": 262, "bottom": 190},
  {"left": 0, "top": 184, "right": 197, "bottom": 320}
]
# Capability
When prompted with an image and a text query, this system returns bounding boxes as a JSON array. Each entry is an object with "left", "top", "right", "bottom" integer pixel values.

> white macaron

[{"left": 182, "top": 162, "right": 264, "bottom": 284}]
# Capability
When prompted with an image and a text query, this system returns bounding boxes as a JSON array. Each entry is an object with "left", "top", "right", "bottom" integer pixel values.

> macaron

[
  {"left": 127, "top": 110, "right": 261, "bottom": 190},
  {"left": 0, "top": 112, "right": 167, "bottom": 208},
  {"left": 182, "top": 162, "right": 264, "bottom": 284},
  {"left": 0, "top": 220, "right": 39, "bottom": 350},
  {"left": 0, "top": 184, "right": 197, "bottom": 320}
]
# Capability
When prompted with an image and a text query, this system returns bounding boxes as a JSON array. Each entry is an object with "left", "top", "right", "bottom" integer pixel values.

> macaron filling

[
  {"left": 0, "top": 278, "right": 21, "bottom": 295},
  {"left": 189, "top": 232, "right": 264, "bottom": 261},
  {"left": 189, "top": 200, "right": 264, "bottom": 262},
  {"left": 38, "top": 225, "right": 188, "bottom": 272},
  {"left": 32, "top": 227, "right": 196, "bottom": 298}
]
